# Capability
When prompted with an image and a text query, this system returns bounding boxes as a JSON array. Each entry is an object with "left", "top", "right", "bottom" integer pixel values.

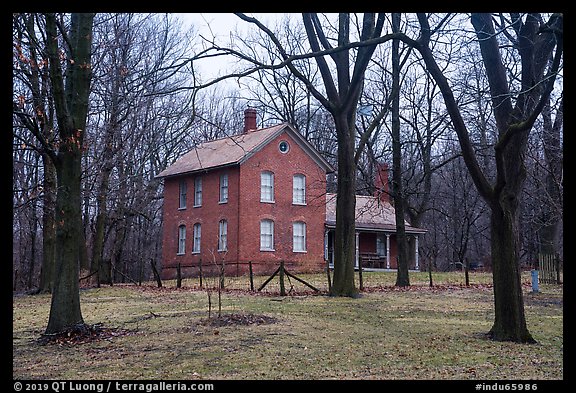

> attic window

[{"left": 279, "top": 140, "right": 290, "bottom": 154}]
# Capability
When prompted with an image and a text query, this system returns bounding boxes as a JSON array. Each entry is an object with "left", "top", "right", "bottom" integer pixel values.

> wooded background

[{"left": 12, "top": 13, "right": 563, "bottom": 292}]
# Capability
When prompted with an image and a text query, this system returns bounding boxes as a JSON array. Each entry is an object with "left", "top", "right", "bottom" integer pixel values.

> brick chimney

[
  {"left": 374, "top": 162, "right": 389, "bottom": 204},
  {"left": 243, "top": 107, "right": 257, "bottom": 133}
]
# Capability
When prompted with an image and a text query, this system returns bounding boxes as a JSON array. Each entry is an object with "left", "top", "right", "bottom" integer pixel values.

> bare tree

[
  {"left": 389, "top": 13, "right": 411, "bottom": 286},
  {"left": 226, "top": 13, "right": 410, "bottom": 296},
  {"left": 89, "top": 13, "right": 134, "bottom": 285},
  {"left": 13, "top": 14, "right": 58, "bottom": 293},
  {"left": 80, "top": 13, "right": 198, "bottom": 285},
  {"left": 538, "top": 95, "right": 563, "bottom": 256},
  {"left": 407, "top": 13, "right": 562, "bottom": 342},
  {"left": 44, "top": 13, "right": 95, "bottom": 334},
  {"left": 236, "top": 16, "right": 326, "bottom": 132}
]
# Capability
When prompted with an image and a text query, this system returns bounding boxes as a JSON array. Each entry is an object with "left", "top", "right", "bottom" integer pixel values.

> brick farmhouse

[{"left": 155, "top": 109, "right": 426, "bottom": 279}]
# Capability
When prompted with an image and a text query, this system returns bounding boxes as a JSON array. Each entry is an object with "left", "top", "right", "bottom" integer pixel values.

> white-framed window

[
  {"left": 192, "top": 223, "right": 201, "bottom": 253},
  {"left": 293, "top": 174, "right": 306, "bottom": 205},
  {"left": 194, "top": 177, "right": 202, "bottom": 207},
  {"left": 178, "top": 180, "right": 187, "bottom": 209},
  {"left": 260, "top": 171, "right": 274, "bottom": 203},
  {"left": 219, "top": 173, "right": 228, "bottom": 203},
  {"left": 218, "top": 219, "right": 228, "bottom": 251},
  {"left": 293, "top": 221, "right": 306, "bottom": 252},
  {"left": 177, "top": 225, "right": 186, "bottom": 255},
  {"left": 376, "top": 234, "right": 386, "bottom": 256},
  {"left": 260, "top": 219, "right": 274, "bottom": 251}
]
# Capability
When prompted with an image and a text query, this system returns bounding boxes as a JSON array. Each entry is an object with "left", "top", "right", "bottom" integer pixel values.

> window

[
  {"left": 293, "top": 222, "right": 306, "bottom": 252},
  {"left": 177, "top": 225, "right": 186, "bottom": 255},
  {"left": 376, "top": 234, "right": 386, "bottom": 256},
  {"left": 260, "top": 219, "right": 274, "bottom": 251},
  {"left": 192, "top": 223, "right": 201, "bottom": 253},
  {"left": 178, "top": 180, "right": 187, "bottom": 209},
  {"left": 219, "top": 173, "right": 228, "bottom": 203},
  {"left": 279, "top": 140, "right": 290, "bottom": 154},
  {"left": 194, "top": 177, "right": 202, "bottom": 207},
  {"left": 260, "top": 171, "right": 274, "bottom": 202},
  {"left": 293, "top": 174, "right": 306, "bottom": 205},
  {"left": 218, "top": 220, "right": 228, "bottom": 251}
]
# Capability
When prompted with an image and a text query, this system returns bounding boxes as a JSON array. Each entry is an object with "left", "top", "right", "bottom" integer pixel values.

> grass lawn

[{"left": 13, "top": 271, "right": 563, "bottom": 380}]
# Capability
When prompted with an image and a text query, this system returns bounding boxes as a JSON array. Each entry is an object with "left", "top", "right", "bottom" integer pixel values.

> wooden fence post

[
  {"left": 176, "top": 263, "right": 182, "bottom": 288},
  {"left": 279, "top": 261, "right": 286, "bottom": 296},
  {"left": 150, "top": 258, "right": 162, "bottom": 288},
  {"left": 257, "top": 262, "right": 319, "bottom": 294},
  {"left": 198, "top": 258, "right": 203, "bottom": 288},
  {"left": 257, "top": 265, "right": 281, "bottom": 292},
  {"left": 326, "top": 259, "right": 332, "bottom": 292},
  {"left": 358, "top": 258, "right": 364, "bottom": 291},
  {"left": 249, "top": 261, "right": 254, "bottom": 291},
  {"left": 555, "top": 253, "right": 561, "bottom": 284}
]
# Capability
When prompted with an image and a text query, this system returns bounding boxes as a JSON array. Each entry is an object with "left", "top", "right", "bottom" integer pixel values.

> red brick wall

[
  {"left": 160, "top": 128, "right": 327, "bottom": 279},
  {"left": 374, "top": 162, "right": 390, "bottom": 204},
  {"left": 238, "top": 130, "right": 327, "bottom": 275},
  {"left": 359, "top": 232, "right": 377, "bottom": 254},
  {"left": 161, "top": 166, "right": 240, "bottom": 279}
]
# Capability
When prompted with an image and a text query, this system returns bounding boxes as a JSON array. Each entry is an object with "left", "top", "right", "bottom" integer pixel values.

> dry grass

[{"left": 13, "top": 271, "right": 562, "bottom": 380}]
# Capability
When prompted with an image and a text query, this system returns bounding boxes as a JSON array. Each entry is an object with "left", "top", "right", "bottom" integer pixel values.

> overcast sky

[{"left": 175, "top": 13, "right": 289, "bottom": 82}]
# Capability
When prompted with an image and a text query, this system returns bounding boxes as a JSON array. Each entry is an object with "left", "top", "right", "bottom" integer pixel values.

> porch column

[
  {"left": 324, "top": 229, "right": 328, "bottom": 262},
  {"left": 415, "top": 235, "right": 420, "bottom": 270},
  {"left": 355, "top": 231, "right": 359, "bottom": 268},
  {"left": 386, "top": 234, "right": 391, "bottom": 269}
]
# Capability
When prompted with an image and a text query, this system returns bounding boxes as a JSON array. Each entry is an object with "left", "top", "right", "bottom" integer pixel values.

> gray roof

[
  {"left": 325, "top": 193, "right": 427, "bottom": 234},
  {"left": 155, "top": 123, "right": 334, "bottom": 179}
]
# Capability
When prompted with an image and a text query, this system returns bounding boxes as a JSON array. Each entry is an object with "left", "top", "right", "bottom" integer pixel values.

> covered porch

[
  {"left": 324, "top": 227, "right": 425, "bottom": 271},
  {"left": 324, "top": 192, "right": 427, "bottom": 271}
]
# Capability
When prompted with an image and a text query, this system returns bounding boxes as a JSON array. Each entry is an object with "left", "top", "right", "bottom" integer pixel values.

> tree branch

[{"left": 415, "top": 13, "right": 494, "bottom": 201}]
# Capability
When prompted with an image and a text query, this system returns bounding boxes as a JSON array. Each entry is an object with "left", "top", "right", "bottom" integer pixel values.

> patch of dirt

[
  {"left": 37, "top": 323, "right": 138, "bottom": 346},
  {"left": 200, "top": 313, "right": 278, "bottom": 327}
]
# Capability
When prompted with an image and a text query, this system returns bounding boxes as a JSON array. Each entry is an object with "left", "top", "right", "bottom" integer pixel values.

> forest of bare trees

[{"left": 13, "top": 13, "right": 562, "bottom": 341}]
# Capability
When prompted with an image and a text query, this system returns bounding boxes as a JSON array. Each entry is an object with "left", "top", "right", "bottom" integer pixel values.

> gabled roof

[
  {"left": 325, "top": 193, "right": 427, "bottom": 234},
  {"left": 155, "top": 123, "right": 334, "bottom": 179}
]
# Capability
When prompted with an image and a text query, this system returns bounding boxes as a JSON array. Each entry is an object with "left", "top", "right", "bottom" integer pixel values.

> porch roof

[{"left": 325, "top": 193, "right": 427, "bottom": 235}]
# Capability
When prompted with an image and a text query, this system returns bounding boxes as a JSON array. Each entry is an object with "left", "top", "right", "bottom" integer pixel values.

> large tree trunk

[
  {"left": 391, "top": 12, "right": 410, "bottom": 287},
  {"left": 330, "top": 114, "right": 358, "bottom": 297},
  {"left": 489, "top": 202, "right": 535, "bottom": 342},
  {"left": 412, "top": 13, "right": 562, "bottom": 342},
  {"left": 44, "top": 12, "right": 94, "bottom": 335},
  {"left": 39, "top": 155, "right": 56, "bottom": 293},
  {"left": 393, "top": 185, "right": 410, "bottom": 287},
  {"left": 46, "top": 152, "right": 85, "bottom": 333}
]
